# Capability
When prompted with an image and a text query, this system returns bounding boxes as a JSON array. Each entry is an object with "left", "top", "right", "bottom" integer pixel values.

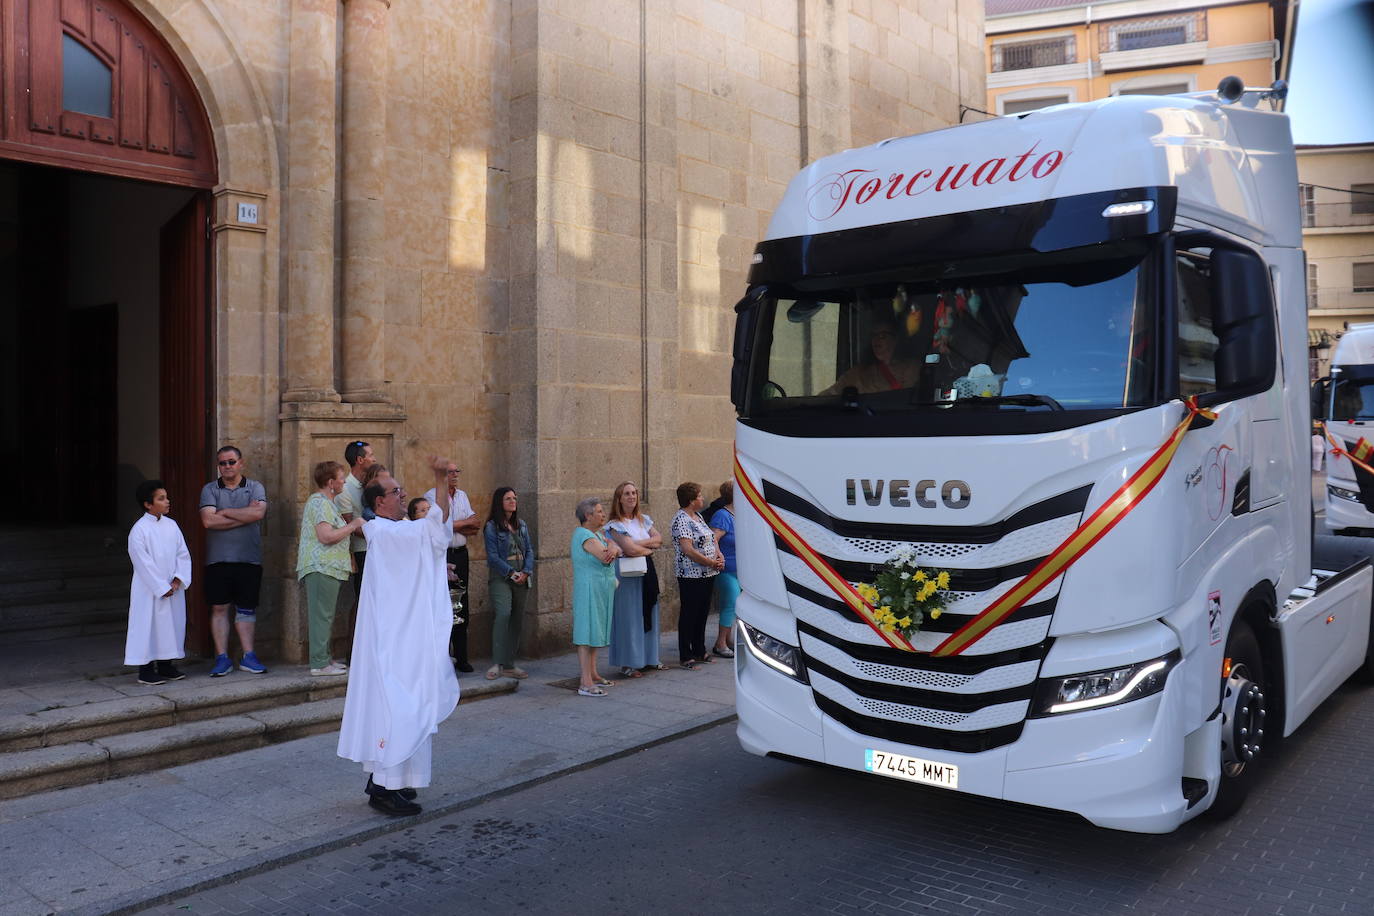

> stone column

[
  {"left": 282, "top": 0, "right": 340, "bottom": 403},
  {"left": 339, "top": 0, "right": 391, "bottom": 403}
]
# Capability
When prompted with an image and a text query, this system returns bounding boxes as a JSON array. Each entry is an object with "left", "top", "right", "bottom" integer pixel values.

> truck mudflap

[{"left": 1277, "top": 560, "right": 1374, "bottom": 733}]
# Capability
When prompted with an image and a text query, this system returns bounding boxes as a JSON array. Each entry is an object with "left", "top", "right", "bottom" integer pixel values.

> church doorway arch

[{"left": 0, "top": 0, "right": 217, "bottom": 671}]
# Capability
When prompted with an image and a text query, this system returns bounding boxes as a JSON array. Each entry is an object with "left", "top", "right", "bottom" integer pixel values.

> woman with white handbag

[{"left": 605, "top": 481, "right": 665, "bottom": 679}]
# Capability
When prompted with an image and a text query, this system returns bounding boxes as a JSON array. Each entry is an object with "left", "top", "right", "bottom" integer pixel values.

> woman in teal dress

[{"left": 571, "top": 496, "right": 620, "bottom": 696}]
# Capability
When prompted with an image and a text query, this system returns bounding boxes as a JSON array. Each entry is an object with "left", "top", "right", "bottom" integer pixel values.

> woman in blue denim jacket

[{"left": 483, "top": 487, "right": 535, "bottom": 680}]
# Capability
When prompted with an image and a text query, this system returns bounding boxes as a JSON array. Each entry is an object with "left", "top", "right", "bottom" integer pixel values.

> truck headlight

[
  {"left": 1030, "top": 650, "right": 1180, "bottom": 716},
  {"left": 739, "top": 621, "right": 808, "bottom": 683},
  {"left": 1328, "top": 484, "right": 1362, "bottom": 503}
]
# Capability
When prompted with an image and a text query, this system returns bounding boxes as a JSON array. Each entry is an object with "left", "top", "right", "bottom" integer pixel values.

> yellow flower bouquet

[{"left": 854, "top": 548, "right": 952, "bottom": 641}]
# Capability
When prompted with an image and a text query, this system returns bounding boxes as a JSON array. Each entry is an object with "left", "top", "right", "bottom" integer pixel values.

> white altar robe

[
  {"left": 124, "top": 513, "right": 192, "bottom": 665},
  {"left": 337, "top": 502, "right": 461, "bottom": 786}
]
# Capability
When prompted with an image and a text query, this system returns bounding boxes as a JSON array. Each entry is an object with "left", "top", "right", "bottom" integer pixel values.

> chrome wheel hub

[{"left": 1220, "top": 663, "right": 1266, "bottom": 776}]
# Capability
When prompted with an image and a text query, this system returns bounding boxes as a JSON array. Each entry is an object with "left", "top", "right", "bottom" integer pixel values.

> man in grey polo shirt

[
  {"left": 336, "top": 440, "right": 376, "bottom": 584},
  {"left": 199, "top": 446, "right": 269, "bottom": 677}
]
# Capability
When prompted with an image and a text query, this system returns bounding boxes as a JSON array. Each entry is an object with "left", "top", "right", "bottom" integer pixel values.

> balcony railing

[
  {"left": 1098, "top": 12, "right": 1207, "bottom": 52},
  {"left": 1303, "top": 202, "right": 1374, "bottom": 228},
  {"left": 992, "top": 39, "right": 1076, "bottom": 72},
  {"left": 1310, "top": 288, "right": 1374, "bottom": 310}
]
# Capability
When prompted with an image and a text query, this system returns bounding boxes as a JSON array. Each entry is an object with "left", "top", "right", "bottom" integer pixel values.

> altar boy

[{"left": 126, "top": 480, "right": 193, "bottom": 685}]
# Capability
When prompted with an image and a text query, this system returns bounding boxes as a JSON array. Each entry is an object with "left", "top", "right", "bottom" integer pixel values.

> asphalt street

[{"left": 141, "top": 674, "right": 1374, "bottom": 916}]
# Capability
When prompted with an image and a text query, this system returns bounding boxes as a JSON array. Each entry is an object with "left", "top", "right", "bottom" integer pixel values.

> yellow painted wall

[{"left": 986, "top": 1, "right": 1276, "bottom": 113}]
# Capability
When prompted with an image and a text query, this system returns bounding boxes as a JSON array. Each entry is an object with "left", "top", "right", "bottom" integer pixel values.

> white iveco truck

[
  {"left": 729, "top": 83, "right": 1374, "bottom": 832},
  {"left": 1317, "top": 323, "right": 1374, "bottom": 534}
]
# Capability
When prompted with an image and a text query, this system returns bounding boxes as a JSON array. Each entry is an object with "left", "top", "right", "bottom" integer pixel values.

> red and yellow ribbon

[
  {"left": 736, "top": 396, "right": 1217, "bottom": 658},
  {"left": 734, "top": 452, "right": 916, "bottom": 652},
  {"left": 1321, "top": 422, "right": 1374, "bottom": 477},
  {"left": 932, "top": 396, "right": 1215, "bottom": 656}
]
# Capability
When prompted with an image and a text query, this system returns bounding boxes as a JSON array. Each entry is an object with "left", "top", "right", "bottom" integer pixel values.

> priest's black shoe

[
  {"left": 368, "top": 788, "right": 421, "bottom": 817},
  {"left": 156, "top": 662, "right": 186, "bottom": 681},
  {"left": 366, "top": 776, "right": 417, "bottom": 801}
]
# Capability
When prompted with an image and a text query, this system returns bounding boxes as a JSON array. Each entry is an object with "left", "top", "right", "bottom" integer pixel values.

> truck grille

[{"left": 762, "top": 481, "right": 1092, "bottom": 753}]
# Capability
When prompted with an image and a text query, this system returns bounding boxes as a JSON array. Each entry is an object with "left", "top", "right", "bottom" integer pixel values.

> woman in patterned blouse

[{"left": 670, "top": 481, "right": 725, "bottom": 670}]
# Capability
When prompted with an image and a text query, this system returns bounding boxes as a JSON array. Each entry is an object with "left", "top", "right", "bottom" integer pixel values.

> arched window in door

[
  {"left": 62, "top": 34, "right": 113, "bottom": 118},
  {"left": 1, "top": 0, "right": 216, "bottom": 188}
]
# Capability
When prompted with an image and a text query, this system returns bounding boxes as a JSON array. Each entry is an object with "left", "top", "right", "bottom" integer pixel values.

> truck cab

[
  {"left": 730, "top": 89, "right": 1374, "bottom": 832},
  {"left": 1317, "top": 323, "right": 1374, "bottom": 534}
]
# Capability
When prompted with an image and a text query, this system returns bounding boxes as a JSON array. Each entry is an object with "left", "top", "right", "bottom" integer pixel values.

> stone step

[
  {"left": 0, "top": 551, "right": 130, "bottom": 584},
  {"left": 0, "top": 577, "right": 127, "bottom": 607},
  {"left": 0, "top": 595, "right": 128, "bottom": 636},
  {"left": 0, "top": 673, "right": 517, "bottom": 798},
  {"left": 0, "top": 527, "right": 124, "bottom": 558}
]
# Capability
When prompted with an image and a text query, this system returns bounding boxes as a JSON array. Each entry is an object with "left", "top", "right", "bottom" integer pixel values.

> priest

[
  {"left": 337, "top": 456, "right": 461, "bottom": 816},
  {"left": 125, "top": 479, "right": 193, "bottom": 686}
]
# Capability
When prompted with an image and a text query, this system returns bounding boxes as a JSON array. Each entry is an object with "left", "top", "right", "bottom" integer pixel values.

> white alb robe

[
  {"left": 337, "top": 502, "right": 461, "bottom": 787},
  {"left": 125, "top": 513, "right": 193, "bottom": 665}
]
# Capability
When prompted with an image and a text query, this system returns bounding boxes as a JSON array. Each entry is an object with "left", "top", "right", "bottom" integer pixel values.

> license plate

[{"left": 864, "top": 748, "right": 959, "bottom": 789}]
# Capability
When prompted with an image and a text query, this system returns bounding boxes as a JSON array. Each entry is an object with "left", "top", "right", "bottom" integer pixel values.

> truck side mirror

[
  {"left": 1208, "top": 246, "right": 1276, "bottom": 402},
  {"left": 730, "top": 287, "right": 767, "bottom": 410},
  {"left": 1311, "top": 378, "right": 1329, "bottom": 421}
]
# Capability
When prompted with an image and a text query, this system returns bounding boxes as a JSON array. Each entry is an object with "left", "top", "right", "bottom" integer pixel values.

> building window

[
  {"left": 1001, "top": 95, "right": 1071, "bottom": 115},
  {"left": 1300, "top": 184, "right": 1316, "bottom": 227},
  {"left": 1102, "top": 13, "right": 1206, "bottom": 52},
  {"left": 1119, "top": 83, "right": 1192, "bottom": 96},
  {"left": 1353, "top": 184, "right": 1374, "bottom": 217},
  {"left": 1355, "top": 262, "right": 1374, "bottom": 294},
  {"left": 1308, "top": 263, "right": 1319, "bottom": 308},
  {"left": 61, "top": 34, "right": 112, "bottom": 119},
  {"left": 993, "top": 36, "right": 1075, "bottom": 72}
]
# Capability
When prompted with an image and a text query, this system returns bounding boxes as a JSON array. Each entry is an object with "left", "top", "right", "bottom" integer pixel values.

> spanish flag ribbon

[
  {"left": 931, "top": 396, "right": 1216, "bottom": 656},
  {"left": 1321, "top": 423, "right": 1374, "bottom": 477},
  {"left": 736, "top": 396, "right": 1217, "bottom": 658},
  {"left": 734, "top": 452, "right": 917, "bottom": 652}
]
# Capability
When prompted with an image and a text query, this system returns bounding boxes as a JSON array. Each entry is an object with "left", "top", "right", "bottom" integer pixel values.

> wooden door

[{"left": 159, "top": 192, "right": 211, "bottom": 654}]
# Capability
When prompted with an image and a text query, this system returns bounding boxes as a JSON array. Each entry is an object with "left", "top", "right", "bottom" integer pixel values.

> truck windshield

[
  {"left": 749, "top": 246, "right": 1158, "bottom": 416},
  {"left": 1329, "top": 368, "right": 1374, "bottom": 421}
]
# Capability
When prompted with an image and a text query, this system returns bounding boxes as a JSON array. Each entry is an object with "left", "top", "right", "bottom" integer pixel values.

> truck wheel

[{"left": 1211, "top": 622, "right": 1268, "bottom": 819}]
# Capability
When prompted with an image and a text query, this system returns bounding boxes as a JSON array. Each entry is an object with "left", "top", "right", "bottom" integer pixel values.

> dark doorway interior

[{"left": 0, "top": 160, "right": 208, "bottom": 678}]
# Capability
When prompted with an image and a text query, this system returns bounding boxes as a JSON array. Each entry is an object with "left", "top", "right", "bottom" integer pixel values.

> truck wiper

[
  {"left": 910, "top": 393, "right": 1064, "bottom": 411},
  {"left": 956, "top": 393, "right": 1064, "bottom": 411}
]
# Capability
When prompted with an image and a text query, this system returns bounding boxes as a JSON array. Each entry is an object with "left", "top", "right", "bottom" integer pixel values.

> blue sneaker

[
  {"left": 209, "top": 654, "right": 233, "bottom": 677},
  {"left": 239, "top": 652, "right": 267, "bottom": 674}
]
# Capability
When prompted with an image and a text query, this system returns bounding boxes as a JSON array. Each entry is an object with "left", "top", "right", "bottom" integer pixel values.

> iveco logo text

[{"left": 845, "top": 479, "right": 971, "bottom": 509}]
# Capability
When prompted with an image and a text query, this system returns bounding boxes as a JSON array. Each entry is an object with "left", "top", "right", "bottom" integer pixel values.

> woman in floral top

[
  {"left": 296, "top": 461, "right": 363, "bottom": 676},
  {"left": 671, "top": 481, "right": 724, "bottom": 670}
]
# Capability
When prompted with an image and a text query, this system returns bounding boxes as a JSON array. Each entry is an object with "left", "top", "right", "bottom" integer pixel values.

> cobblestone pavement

[{"left": 140, "top": 678, "right": 1374, "bottom": 916}]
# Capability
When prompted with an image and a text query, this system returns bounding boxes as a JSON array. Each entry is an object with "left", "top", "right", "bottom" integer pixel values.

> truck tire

[{"left": 1210, "top": 622, "right": 1268, "bottom": 819}]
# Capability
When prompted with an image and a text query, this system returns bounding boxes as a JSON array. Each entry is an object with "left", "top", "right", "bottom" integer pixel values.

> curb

[
  {"left": 0, "top": 676, "right": 516, "bottom": 800},
  {"left": 78, "top": 710, "right": 738, "bottom": 916}
]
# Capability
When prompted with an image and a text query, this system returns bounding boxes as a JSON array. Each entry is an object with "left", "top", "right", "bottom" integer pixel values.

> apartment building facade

[
  {"left": 984, "top": 0, "right": 1288, "bottom": 115},
  {"left": 1300, "top": 144, "right": 1374, "bottom": 376}
]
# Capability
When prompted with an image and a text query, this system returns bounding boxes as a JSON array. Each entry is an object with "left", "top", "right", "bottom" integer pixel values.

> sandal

[
  {"left": 712, "top": 647, "right": 735, "bottom": 658},
  {"left": 502, "top": 667, "right": 530, "bottom": 679},
  {"left": 680, "top": 659, "right": 698, "bottom": 670},
  {"left": 698, "top": 654, "right": 715, "bottom": 664},
  {"left": 485, "top": 665, "right": 502, "bottom": 680},
  {"left": 620, "top": 667, "right": 644, "bottom": 679},
  {"left": 577, "top": 685, "right": 608, "bottom": 697},
  {"left": 592, "top": 677, "right": 614, "bottom": 687},
  {"left": 642, "top": 663, "right": 668, "bottom": 671}
]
